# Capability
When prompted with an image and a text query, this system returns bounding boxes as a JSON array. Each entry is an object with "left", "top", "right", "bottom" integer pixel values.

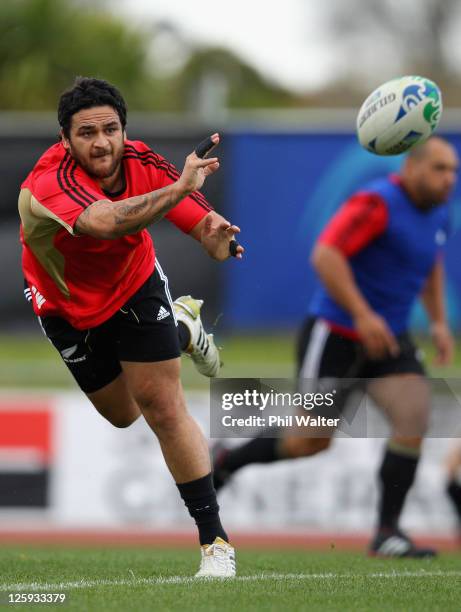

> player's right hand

[
  {"left": 431, "top": 321, "right": 455, "bottom": 366},
  {"left": 177, "top": 133, "right": 220, "bottom": 195},
  {"left": 353, "top": 310, "right": 400, "bottom": 360}
]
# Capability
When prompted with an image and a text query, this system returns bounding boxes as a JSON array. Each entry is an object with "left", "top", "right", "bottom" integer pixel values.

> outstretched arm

[
  {"left": 75, "top": 135, "right": 220, "bottom": 239},
  {"left": 189, "top": 211, "right": 244, "bottom": 261}
]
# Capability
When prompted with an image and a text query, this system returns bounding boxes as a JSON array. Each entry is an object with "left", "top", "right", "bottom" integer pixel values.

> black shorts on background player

[
  {"left": 296, "top": 317, "right": 425, "bottom": 418},
  {"left": 297, "top": 317, "right": 425, "bottom": 380}
]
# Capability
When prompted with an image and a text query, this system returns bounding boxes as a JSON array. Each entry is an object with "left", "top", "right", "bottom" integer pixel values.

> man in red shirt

[{"left": 19, "top": 77, "right": 242, "bottom": 577}]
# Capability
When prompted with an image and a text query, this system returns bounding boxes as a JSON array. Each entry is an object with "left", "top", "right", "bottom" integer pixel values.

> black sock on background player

[
  {"left": 370, "top": 444, "right": 436, "bottom": 557},
  {"left": 216, "top": 439, "right": 420, "bottom": 517},
  {"left": 377, "top": 444, "right": 419, "bottom": 531},
  {"left": 213, "top": 437, "right": 281, "bottom": 490},
  {"left": 447, "top": 479, "right": 461, "bottom": 523}
]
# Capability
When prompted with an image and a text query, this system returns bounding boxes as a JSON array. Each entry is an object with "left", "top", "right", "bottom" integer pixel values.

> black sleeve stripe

[
  {"left": 62, "top": 155, "right": 94, "bottom": 206},
  {"left": 189, "top": 189, "right": 210, "bottom": 206},
  {"left": 132, "top": 148, "right": 213, "bottom": 211},
  {"left": 124, "top": 145, "right": 159, "bottom": 157},
  {"left": 123, "top": 155, "right": 213, "bottom": 212},
  {"left": 123, "top": 147, "right": 213, "bottom": 212},
  {"left": 69, "top": 160, "right": 99, "bottom": 205},
  {"left": 127, "top": 149, "right": 179, "bottom": 177},
  {"left": 190, "top": 192, "right": 212, "bottom": 211},
  {"left": 56, "top": 153, "right": 100, "bottom": 209},
  {"left": 123, "top": 155, "right": 180, "bottom": 184},
  {"left": 124, "top": 145, "right": 180, "bottom": 177},
  {"left": 124, "top": 144, "right": 161, "bottom": 157},
  {"left": 57, "top": 154, "right": 90, "bottom": 209},
  {"left": 124, "top": 148, "right": 180, "bottom": 181}
]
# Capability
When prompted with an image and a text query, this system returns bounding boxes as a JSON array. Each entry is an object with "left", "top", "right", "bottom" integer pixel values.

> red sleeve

[
  {"left": 318, "top": 192, "right": 389, "bottom": 257},
  {"left": 165, "top": 191, "right": 212, "bottom": 233},
  {"left": 31, "top": 158, "right": 102, "bottom": 233},
  {"left": 159, "top": 157, "right": 213, "bottom": 233},
  {"left": 126, "top": 141, "right": 213, "bottom": 233}
]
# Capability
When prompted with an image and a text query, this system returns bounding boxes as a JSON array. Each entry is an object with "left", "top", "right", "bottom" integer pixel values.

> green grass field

[
  {"left": 1, "top": 337, "right": 460, "bottom": 611},
  {"left": 0, "top": 333, "right": 296, "bottom": 389},
  {"left": 0, "top": 333, "right": 459, "bottom": 390},
  {"left": 0, "top": 547, "right": 460, "bottom": 611}
]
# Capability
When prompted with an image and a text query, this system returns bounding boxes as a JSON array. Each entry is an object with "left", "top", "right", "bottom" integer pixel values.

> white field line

[{"left": 1, "top": 571, "right": 461, "bottom": 591}]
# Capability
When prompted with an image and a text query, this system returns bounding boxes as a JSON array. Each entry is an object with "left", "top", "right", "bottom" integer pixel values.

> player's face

[
  {"left": 62, "top": 106, "right": 125, "bottom": 182},
  {"left": 413, "top": 141, "right": 459, "bottom": 208}
]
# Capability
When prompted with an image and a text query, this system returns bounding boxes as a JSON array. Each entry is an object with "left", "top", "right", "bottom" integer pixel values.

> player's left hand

[
  {"left": 200, "top": 213, "right": 244, "bottom": 261},
  {"left": 431, "top": 321, "right": 455, "bottom": 366}
]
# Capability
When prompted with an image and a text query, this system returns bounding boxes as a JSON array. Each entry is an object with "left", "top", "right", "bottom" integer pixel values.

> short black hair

[{"left": 58, "top": 77, "right": 127, "bottom": 138}]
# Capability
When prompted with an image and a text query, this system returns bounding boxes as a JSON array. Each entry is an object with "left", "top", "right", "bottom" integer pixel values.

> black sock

[
  {"left": 447, "top": 479, "right": 461, "bottom": 520},
  {"left": 177, "top": 473, "right": 228, "bottom": 545},
  {"left": 220, "top": 436, "right": 281, "bottom": 475},
  {"left": 378, "top": 445, "right": 419, "bottom": 531},
  {"left": 177, "top": 321, "right": 191, "bottom": 351}
]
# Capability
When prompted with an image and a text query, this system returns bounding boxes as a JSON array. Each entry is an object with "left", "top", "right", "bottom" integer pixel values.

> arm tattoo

[
  {"left": 111, "top": 191, "right": 174, "bottom": 232},
  {"left": 76, "top": 186, "right": 179, "bottom": 239},
  {"left": 113, "top": 196, "right": 149, "bottom": 225}
]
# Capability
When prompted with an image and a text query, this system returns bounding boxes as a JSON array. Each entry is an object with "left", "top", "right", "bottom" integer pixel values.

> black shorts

[
  {"left": 38, "top": 265, "right": 180, "bottom": 394},
  {"left": 296, "top": 316, "right": 425, "bottom": 414}
]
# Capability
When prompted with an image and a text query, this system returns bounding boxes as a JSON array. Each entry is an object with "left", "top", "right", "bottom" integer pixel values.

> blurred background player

[
  {"left": 19, "top": 77, "right": 243, "bottom": 577},
  {"left": 213, "top": 136, "right": 458, "bottom": 558},
  {"left": 445, "top": 439, "right": 461, "bottom": 541}
]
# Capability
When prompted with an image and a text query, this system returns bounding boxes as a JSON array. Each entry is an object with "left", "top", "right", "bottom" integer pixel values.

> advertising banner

[{"left": 0, "top": 391, "right": 458, "bottom": 535}]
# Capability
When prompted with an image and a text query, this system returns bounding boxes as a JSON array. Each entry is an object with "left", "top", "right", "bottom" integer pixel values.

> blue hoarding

[{"left": 224, "top": 132, "right": 461, "bottom": 330}]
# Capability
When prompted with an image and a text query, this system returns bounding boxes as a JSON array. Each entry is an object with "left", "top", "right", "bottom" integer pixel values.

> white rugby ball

[{"left": 356, "top": 76, "right": 442, "bottom": 156}]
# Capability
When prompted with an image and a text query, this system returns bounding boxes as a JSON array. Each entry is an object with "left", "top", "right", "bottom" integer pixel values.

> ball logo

[
  {"left": 358, "top": 93, "right": 396, "bottom": 129},
  {"left": 395, "top": 78, "right": 441, "bottom": 129},
  {"left": 423, "top": 93, "right": 442, "bottom": 129},
  {"left": 384, "top": 130, "right": 423, "bottom": 155},
  {"left": 357, "top": 76, "right": 443, "bottom": 156}
]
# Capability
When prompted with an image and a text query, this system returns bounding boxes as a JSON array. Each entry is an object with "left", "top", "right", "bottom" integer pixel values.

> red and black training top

[{"left": 19, "top": 140, "right": 211, "bottom": 329}]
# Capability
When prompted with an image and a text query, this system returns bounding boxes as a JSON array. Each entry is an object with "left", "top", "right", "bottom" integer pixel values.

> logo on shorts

[
  {"left": 60, "top": 345, "right": 78, "bottom": 359},
  {"left": 157, "top": 306, "right": 170, "bottom": 321},
  {"left": 60, "top": 344, "right": 87, "bottom": 363}
]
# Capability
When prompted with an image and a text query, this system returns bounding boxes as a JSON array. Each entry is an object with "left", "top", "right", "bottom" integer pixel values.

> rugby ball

[{"left": 356, "top": 76, "right": 442, "bottom": 155}]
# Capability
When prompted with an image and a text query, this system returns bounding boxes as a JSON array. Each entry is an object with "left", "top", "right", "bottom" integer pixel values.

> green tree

[
  {"left": 0, "top": 0, "right": 301, "bottom": 113},
  {"left": 0, "top": 0, "right": 151, "bottom": 110},
  {"left": 177, "top": 47, "right": 295, "bottom": 114}
]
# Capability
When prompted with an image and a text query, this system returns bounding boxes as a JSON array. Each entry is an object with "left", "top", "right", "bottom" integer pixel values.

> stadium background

[
  {"left": 1, "top": 2, "right": 461, "bottom": 607},
  {"left": 3, "top": 122, "right": 461, "bottom": 331},
  {"left": 2, "top": 113, "right": 461, "bottom": 540}
]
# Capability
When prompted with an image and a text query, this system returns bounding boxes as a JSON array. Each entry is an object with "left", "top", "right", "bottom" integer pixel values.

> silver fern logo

[{"left": 60, "top": 345, "right": 78, "bottom": 359}]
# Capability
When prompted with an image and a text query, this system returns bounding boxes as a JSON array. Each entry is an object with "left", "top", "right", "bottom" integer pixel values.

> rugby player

[
  {"left": 213, "top": 136, "right": 458, "bottom": 558},
  {"left": 446, "top": 440, "right": 461, "bottom": 540},
  {"left": 19, "top": 77, "right": 243, "bottom": 577}
]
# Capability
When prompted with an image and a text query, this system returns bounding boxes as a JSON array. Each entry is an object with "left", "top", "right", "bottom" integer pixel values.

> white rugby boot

[
  {"left": 195, "top": 537, "right": 236, "bottom": 578},
  {"left": 173, "top": 295, "right": 221, "bottom": 377}
]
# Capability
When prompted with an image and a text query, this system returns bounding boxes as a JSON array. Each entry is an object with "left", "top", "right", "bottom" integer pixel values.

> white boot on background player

[{"left": 174, "top": 295, "right": 221, "bottom": 377}]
